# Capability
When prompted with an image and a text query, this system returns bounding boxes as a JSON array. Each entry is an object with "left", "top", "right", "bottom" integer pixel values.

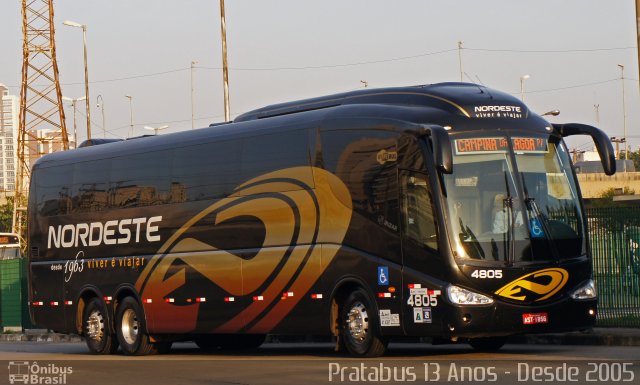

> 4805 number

[
  {"left": 471, "top": 269, "right": 502, "bottom": 279},
  {"left": 407, "top": 293, "right": 438, "bottom": 307}
]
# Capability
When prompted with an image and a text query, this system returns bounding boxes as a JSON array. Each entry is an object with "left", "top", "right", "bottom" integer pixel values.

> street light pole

[
  {"left": 63, "top": 20, "right": 92, "bottom": 145},
  {"left": 520, "top": 74, "right": 530, "bottom": 102},
  {"left": 457, "top": 41, "right": 464, "bottom": 82},
  {"left": 144, "top": 125, "right": 169, "bottom": 136},
  {"left": 96, "top": 94, "right": 106, "bottom": 138},
  {"left": 125, "top": 95, "right": 134, "bottom": 138},
  {"left": 618, "top": 64, "right": 627, "bottom": 172},
  {"left": 219, "top": 0, "right": 231, "bottom": 121},
  {"left": 62, "top": 96, "right": 86, "bottom": 148},
  {"left": 191, "top": 60, "right": 197, "bottom": 129}
]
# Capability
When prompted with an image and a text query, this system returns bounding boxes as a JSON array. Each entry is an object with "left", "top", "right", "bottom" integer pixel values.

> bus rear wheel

[
  {"left": 340, "top": 288, "right": 387, "bottom": 357},
  {"left": 115, "top": 296, "right": 160, "bottom": 355},
  {"left": 468, "top": 336, "right": 508, "bottom": 352},
  {"left": 83, "top": 297, "right": 118, "bottom": 354}
]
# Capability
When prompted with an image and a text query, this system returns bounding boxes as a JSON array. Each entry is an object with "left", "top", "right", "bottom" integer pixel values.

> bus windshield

[
  {"left": 444, "top": 134, "right": 586, "bottom": 264},
  {"left": 0, "top": 233, "right": 22, "bottom": 260}
]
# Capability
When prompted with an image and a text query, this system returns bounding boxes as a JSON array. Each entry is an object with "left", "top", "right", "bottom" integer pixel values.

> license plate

[{"left": 522, "top": 312, "right": 548, "bottom": 325}]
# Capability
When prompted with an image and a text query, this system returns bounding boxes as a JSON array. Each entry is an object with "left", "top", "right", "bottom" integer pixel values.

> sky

[{"left": 0, "top": 0, "right": 639, "bottom": 153}]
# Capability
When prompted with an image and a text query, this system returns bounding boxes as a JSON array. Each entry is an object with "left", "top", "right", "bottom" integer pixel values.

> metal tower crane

[{"left": 14, "top": 0, "right": 69, "bottom": 238}]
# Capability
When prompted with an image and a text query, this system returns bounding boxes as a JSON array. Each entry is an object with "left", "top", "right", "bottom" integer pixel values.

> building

[{"left": 0, "top": 84, "right": 18, "bottom": 194}]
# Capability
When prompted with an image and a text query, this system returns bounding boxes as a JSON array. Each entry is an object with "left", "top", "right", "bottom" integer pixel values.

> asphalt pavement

[{"left": 1, "top": 327, "right": 639, "bottom": 345}]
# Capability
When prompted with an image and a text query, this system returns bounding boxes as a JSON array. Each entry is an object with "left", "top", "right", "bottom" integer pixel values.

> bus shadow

[{"left": 161, "top": 342, "right": 569, "bottom": 359}]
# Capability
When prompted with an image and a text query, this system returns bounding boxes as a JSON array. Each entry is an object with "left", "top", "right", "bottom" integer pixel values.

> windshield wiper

[
  {"left": 502, "top": 174, "right": 517, "bottom": 266},
  {"left": 458, "top": 217, "right": 485, "bottom": 259}
]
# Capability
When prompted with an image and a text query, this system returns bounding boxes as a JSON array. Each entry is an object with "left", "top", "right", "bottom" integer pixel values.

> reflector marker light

[
  {"left": 165, "top": 298, "right": 175, "bottom": 303},
  {"left": 224, "top": 297, "right": 235, "bottom": 302},
  {"left": 104, "top": 296, "right": 113, "bottom": 301},
  {"left": 196, "top": 297, "right": 206, "bottom": 303},
  {"left": 378, "top": 293, "right": 392, "bottom": 298},
  {"left": 144, "top": 299, "right": 153, "bottom": 304},
  {"left": 50, "top": 301, "right": 59, "bottom": 306},
  {"left": 428, "top": 290, "right": 442, "bottom": 296},
  {"left": 311, "top": 294, "right": 323, "bottom": 299},
  {"left": 253, "top": 296, "right": 264, "bottom": 301},
  {"left": 32, "top": 301, "right": 44, "bottom": 306},
  {"left": 64, "top": 301, "right": 73, "bottom": 306},
  {"left": 281, "top": 291, "right": 295, "bottom": 300},
  {"left": 408, "top": 284, "right": 422, "bottom": 289}
]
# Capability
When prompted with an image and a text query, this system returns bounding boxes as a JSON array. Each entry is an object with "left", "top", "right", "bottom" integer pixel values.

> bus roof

[
  {"left": 234, "top": 82, "right": 528, "bottom": 122},
  {"left": 32, "top": 82, "right": 546, "bottom": 170}
]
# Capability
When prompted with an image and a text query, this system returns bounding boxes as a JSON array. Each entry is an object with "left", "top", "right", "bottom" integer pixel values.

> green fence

[
  {"left": 588, "top": 207, "right": 640, "bottom": 328},
  {"left": 0, "top": 258, "right": 31, "bottom": 331}
]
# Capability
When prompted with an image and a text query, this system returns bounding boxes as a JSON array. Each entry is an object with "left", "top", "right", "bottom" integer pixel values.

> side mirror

[
  {"left": 421, "top": 125, "right": 453, "bottom": 174},
  {"left": 552, "top": 123, "right": 616, "bottom": 176}
]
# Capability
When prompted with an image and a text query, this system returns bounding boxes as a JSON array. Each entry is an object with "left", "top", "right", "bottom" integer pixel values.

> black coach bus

[{"left": 28, "top": 82, "right": 615, "bottom": 357}]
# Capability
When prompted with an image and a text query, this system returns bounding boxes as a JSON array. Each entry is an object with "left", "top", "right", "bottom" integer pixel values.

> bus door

[{"left": 399, "top": 169, "right": 443, "bottom": 334}]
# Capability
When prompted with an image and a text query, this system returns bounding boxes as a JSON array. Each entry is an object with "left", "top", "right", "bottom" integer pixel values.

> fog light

[
  {"left": 462, "top": 314, "right": 472, "bottom": 323},
  {"left": 588, "top": 309, "right": 596, "bottom": 316}
]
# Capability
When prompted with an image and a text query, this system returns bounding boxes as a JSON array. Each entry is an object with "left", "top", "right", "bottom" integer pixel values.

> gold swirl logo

[
  {"left": 495, "top": 268, "right": 569, "bottom": 302},
  {"left": 376, "top": 149, "right": 398, "bottom": 165},
  {"left": 135, "top": 167, "right": 352, "bottom": 333}
]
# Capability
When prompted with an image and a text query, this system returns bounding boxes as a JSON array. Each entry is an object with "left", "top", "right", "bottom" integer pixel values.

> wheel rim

[
  {"left": 121, "top": 308, "right": 140, "bottom": 345},
  {"left": 346, "top": 301, "right": 369, "bottom": 343},
  {"left": 86, "top": 309, "right": 104, "bottom": 342}
]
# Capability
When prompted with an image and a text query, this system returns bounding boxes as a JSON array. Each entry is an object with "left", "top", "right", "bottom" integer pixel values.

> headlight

[
  {"left": 571, "top": 279, "right": 597, "bottom": 300},
  {"left": 447, "top": 285, "right": 494, "bottom": 305}
]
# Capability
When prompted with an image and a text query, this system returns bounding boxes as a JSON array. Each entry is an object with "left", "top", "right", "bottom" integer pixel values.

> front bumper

[{"left": 443, "top": 297, "right": 597, "bottom": 338}]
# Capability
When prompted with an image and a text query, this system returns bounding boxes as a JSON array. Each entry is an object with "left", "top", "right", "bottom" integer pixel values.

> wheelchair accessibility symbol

[
  {"left": 378, "top": 266, "right": 389, "bottom": 286},
  {"left": 530, "top": 218, "right": 545, "bottom": 239}
]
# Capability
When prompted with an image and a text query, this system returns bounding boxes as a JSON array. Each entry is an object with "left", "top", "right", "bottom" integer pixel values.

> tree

[
  {"left": 590, "top": 186, "right": 636, "bottom": 208},
  {"left": 620, "top": 148, "right": 640, "bottom": 171},
  {"left": 0, "top": 197, "right": 13, "bottom": 232}
]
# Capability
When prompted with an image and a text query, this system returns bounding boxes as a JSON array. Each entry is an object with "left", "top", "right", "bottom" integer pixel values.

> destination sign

[
  {"left": 0, "top": 235, "right": 18, "bottom": 245},
  {"left": 511, "top": 137, "right": 548, "bottom": 153},
  {"left": 455, "top": 137, "right": 508, "bottom": 154},
  {"left": 455, "top": 137, "right": 548, "bottom": 155}
]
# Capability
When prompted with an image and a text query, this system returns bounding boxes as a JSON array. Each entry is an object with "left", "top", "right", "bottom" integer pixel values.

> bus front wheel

[
  {"left": 115, "top": 296, "right": 161, "bottom": 355},
  {"left": 340, "top": 288, "right": 388, "bottom": 357},
  {"left": 83, "top": 297, "right": 118, "bottom": 354}
]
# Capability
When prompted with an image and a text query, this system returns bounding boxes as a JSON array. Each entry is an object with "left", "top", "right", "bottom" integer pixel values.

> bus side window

[
  {"left": 36, "top": 166, "right": 72, "bottom": 216},
  {"left": 401, "top": 171, "right": 438, "bottom": 251}
]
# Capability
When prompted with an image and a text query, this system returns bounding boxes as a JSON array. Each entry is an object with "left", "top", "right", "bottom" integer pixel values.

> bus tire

[
  {"left": 115, "top": 296, "right": 157, "bottom": 355},
  {"left": 83, "top": 297, "right": 118, "bottom": 355},
  {"left": 468, "top": 336, "right": 508, "bottom": 352},
  {"left": 340, "top": 288, "right": 387, "bottom": 357}
]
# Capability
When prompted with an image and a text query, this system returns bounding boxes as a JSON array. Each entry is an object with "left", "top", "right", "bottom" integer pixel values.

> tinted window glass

[
  {"left": 72, "top": 159, "right": 110, "bottom": 213},
  {"left": 401, "top": 171, "right": 438, "bottom": 251},
  {"left": 172, "top": 140, "right": 241, "bottom": 201},
  {"left": 239, "top": 128, "right": 311, "bottom": 189},
  {"left": 321, "top": 129, "right": 398, "bottom": 225},
  {"left": 111, "top": 151, "right": 171, "bottom": 208},
  {"left": 36, "top": 166, "right": 72, "bottom": 216}
]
